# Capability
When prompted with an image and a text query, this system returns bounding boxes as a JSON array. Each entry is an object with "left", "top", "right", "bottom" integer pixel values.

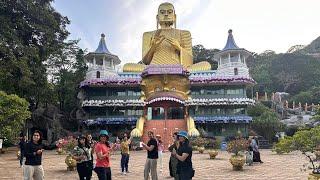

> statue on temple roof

[{"left": 123, "top": 2, "right": 211, "bottom": 72}]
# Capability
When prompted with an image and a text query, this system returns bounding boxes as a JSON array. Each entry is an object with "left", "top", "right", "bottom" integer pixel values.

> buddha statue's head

[{"left": 156, "top": 2, "right": 176, "bottom": 29}]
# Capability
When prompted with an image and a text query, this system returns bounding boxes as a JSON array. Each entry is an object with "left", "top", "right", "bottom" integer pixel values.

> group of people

[
  {"left": 142, "top": 131, "right": 194, "bottom": 180},
  {"left": 18, "top": 129, "right": 194, "bottom": 180}
]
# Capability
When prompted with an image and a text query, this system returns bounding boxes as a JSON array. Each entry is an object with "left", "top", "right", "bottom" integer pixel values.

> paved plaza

[{"left": 0, "top": 148, "right": 309, "bottom": 180}]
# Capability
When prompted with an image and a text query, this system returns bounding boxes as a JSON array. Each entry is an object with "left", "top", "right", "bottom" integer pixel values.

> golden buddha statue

[{"left": 123, "top": 2, "right": 211, "bottom": 72}]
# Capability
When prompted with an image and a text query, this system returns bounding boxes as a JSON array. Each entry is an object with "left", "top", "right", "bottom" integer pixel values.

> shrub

[{"left": 227, "top": 138, "right": 249, "bottom": 156}]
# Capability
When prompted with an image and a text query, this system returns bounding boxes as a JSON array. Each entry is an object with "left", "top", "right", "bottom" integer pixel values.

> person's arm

[
  {"left": 142, "top": 143, "right": 155, "bottom": 151},
  {"left": 96, "top": 145, "right": 109, "bottom": 160},
  {"left": 168, "top": 144, "right": 175, "bottom": 152},
  {"left": 128, "top": 137, "right": 133, "bottom": 144},
  {"left": 175, "top": 153, "right": 189, "bottom": 162}
]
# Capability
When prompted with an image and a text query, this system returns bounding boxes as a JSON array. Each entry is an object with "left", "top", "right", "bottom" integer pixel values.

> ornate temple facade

[{"left": 79, "top": 3, "right": 255, "bottom": 146}]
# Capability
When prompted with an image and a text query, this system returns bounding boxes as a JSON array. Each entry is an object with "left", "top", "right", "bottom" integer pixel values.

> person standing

[
  {"left": 142, "top": 131, "right": 158, "bottom": 180},
  {"left": 168, "top": 132, "right": 179, "bottom": 178},
  {"left": 120, "top": 133, "right": 132, "bottom": 175},
  {"left": 94, "top": 130, "right": 114, "bottom": 180},
  {"left": 18, "top": 134, "right": 27, "bottom": 167},
  {"left": 72, "top": 135, "right": 93, "bottom": 180},
  {"left": 23, "top": 130, "right": 57, "bottom": 180},
  {"left": 155, "top": 135, "right": 164, "bottom": 172},
  {"left": 171, "top": 131, "right": 194, "bottom": 180}
]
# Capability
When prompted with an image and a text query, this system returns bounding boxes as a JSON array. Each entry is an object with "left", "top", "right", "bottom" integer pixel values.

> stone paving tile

[{"left": 0, "top": 148, "right": 309, "bottom": 180}]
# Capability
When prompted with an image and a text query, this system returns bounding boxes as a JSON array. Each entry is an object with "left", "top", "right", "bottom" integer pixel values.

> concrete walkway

[{"left": 0, "top": 148, "right": 309, "bottom": 179}]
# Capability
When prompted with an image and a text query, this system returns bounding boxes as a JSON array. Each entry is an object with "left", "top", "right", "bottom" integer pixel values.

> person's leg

[
  {"left": 169, "top": 157, "right": 173, "bottom": 177},
  {"left": 125, "top": 154, "right": 129, "bottom": 172},
  {"left": 23, "top": 165, "right": 34, "bottom": 180},
  {"left": 77, "top": 162, "right": 87, "bottom": 180},
  {"left": 172, "top": 158, "right": 178, "bottom": 178},
  {"left": 121, "top": 154, "right": 125, "bottom": 173},
  {"left": 159, "top": 152, "right": 163, "bottom": 171},
  {"left": 33, "top": 165, "right": 44, "bottom": 180},
  {"left": 86, "top": 161, "right": 93, "bottom": 180},
  {"left": 144, "top": 159, "right": 151, "bottom": 180},
  {"left": 20, "top": 150, "right": 24, "bottom": 166},
  {"left": 95, "top": 167, "right": 106, "bottom": 180},
  {"left": 106, "top": 167, "right": 112, "bottom": 180},
  {"left": 257, "top": 151, "right": 263, "bottom": 163},
  {"left": 150, "top": 159, "right": 158, "bottom": 180}
]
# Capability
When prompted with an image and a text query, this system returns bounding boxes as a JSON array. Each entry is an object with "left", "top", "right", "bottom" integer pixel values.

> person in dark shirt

[
  {"left": 142, "top": 131, "right": 158, "bottom": 180},
  {"left": 18, "top": 135, "right": 27, "bottom": 167},
  {"left": 23, "top": 130, "right": 56, "bottom": 180},
  {"left": 171, "top": 131, "right": 194, "bottom": 180}
]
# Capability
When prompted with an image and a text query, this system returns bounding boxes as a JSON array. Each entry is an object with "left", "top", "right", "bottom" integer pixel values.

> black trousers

[
  {"left": 77, "top": 161, "right": 92, "bottom": 180},
  {"left": 121, "top": 153, "right": 129, "bottom": 172},
  {"left": 253, "top": 151, "right": 262, "bottom": 162},
  {"left": 94, "top": 167, "right": 112, "bottom": 180}
]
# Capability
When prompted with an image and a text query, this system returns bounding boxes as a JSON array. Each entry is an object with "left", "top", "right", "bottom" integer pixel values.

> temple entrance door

[{"left": 142, "top": 101, "right": 187, "bottom": 149}]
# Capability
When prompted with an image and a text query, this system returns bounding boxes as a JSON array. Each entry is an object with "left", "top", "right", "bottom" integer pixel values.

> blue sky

[{"left": 53, "top": 0, "right": 320, "bottom": 65}]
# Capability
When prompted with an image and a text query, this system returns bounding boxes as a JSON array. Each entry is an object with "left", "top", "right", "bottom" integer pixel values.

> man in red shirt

[{"left": 94, "top": 130, "right": 112, "bottom": 180}]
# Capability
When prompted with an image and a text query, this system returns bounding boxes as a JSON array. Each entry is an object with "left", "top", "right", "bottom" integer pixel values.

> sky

[{"left": 53, "top": 0, "right": 320, "bottom": 65}]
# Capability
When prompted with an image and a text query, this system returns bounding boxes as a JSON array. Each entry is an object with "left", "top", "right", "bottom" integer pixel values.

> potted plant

[
  {"left": 60, "top": 136, "right": 78, "bottom": 171},
  {"left": 191, "top": 137, "right": 208, "bottom": 154},
  {"left": 208, "top": 138, "right": 221, "bottom": 159},
  {"left": 227, "top": 138, "right": 248, "bottom": 170}
]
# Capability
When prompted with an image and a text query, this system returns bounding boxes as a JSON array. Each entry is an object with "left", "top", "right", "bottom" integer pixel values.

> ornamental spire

[
  {"left": 95, "top": 33, "right": 111, "bottom": 54},
  {"left": 222, "top": 29, "right": 240, "bottom": 51}
]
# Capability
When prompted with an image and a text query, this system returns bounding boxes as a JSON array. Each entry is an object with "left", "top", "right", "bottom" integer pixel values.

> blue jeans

[
  {"left": 121, "top": 153, "right": 129, "bottom": 172},
  {"left": 94, "top": 167, "right": 111, "bottom": 180}
]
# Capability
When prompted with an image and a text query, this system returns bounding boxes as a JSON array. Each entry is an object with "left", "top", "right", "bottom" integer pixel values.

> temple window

[
  {"left": 167, "top": 107, "right": 184, "bottom": 119},
  {"left": 230, "top": 53, "right": 238, "bottom": 62},
  {"left": 105, "top": 60, "right": 111, "bottom": 67},
  {"left": 117, "top": 91, "right": 126, "bottom": 96},
  {"left": 234, "top": 68, "right": 238, "bottom": 75},
  {"left": 96, "top": 71, "right": 100, "bottom": 78},
  {"left": 96, "top": 58, "right": 103, "bottom": 66},
  {"left": 147, "top": 107, "right": 165, "bottom": 120}
]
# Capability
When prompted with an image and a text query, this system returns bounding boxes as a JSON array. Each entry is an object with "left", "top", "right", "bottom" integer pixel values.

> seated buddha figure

[{"left": 123, "top": 2, "right": 211, "bottom": 72}]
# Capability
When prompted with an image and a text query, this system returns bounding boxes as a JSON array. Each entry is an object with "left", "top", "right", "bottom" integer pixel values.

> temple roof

[
  {"left": 222, "top": 29, "right": 240, "bottom": 51},
  {"left": 95, "top": 33, "right": 111, "bottom": 54}
]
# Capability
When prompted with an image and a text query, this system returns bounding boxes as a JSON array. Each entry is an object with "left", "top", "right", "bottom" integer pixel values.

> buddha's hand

[
  {"left": 151, "top": 35, "right": 165, "bottom": 48},
  {"left": 165, "top": 37, "right": 181, "bottom": 51}
]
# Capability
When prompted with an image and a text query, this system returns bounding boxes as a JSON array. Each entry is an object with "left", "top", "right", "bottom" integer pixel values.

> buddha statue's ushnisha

[{"left": 123, "top": 2, "right": 211, "bottom": 72}]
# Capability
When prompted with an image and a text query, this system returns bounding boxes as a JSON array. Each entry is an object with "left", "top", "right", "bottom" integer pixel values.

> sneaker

[{"left": 123, "top": 172, "right": 127, "bottom": 175}]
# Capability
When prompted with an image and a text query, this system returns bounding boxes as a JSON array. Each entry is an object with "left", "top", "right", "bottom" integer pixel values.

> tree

[
  {"left": 248, "top": 103, "right": 284, "bottom": 142},
  {"left": 0, "top": 91, "right": 31, "bottom": 145},
  {"left": 192, "top": 44, "right": 219, "bottom": 70},
  {"left": 0, "top": 0, "right": 70, "bottom": 109},
  {"left": 46, "top": 41, "right": 87, "bottom": 112}
]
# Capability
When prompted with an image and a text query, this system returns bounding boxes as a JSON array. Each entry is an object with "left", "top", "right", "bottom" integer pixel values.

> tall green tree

[
  {"left": 0, "top": 0, "right": 70, "bottom": 109},
  {"left": 192, "top": 44, "right": 219, "bottom": 70},
  {"left": 248, "top": 103, "right": 283, "bottom": 142},
  {"left": 0, "top": 91, "right": 31, "bottom": 144},
  {"left": 46, "top": 41, "right": 87, "bottom": 112}
]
